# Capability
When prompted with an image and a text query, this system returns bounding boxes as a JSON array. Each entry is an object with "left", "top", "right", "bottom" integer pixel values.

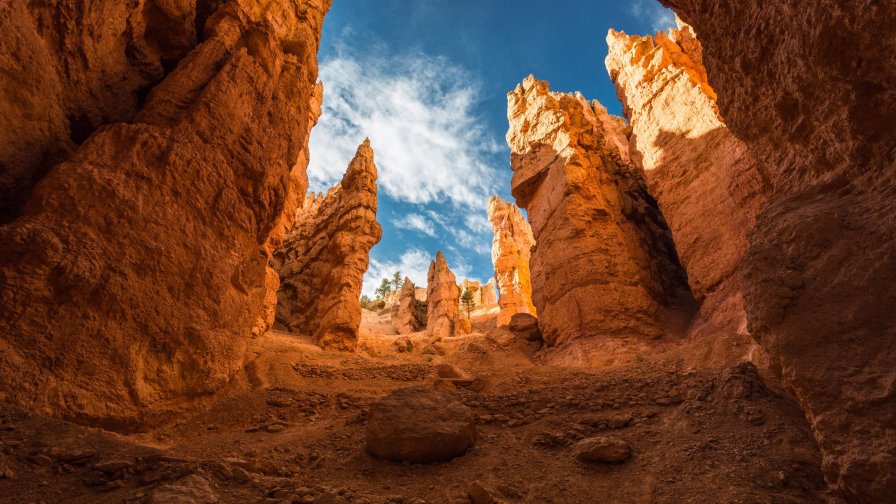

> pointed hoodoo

[
  {"left": 426, "top": 251, "right": 461, "bottom": 338},
  {"left": 488, "top": 195, "right": 536, "bottom": 326},
  {"left": 505, "top": 76, "right": 692, "bottom": 346},
  {"left": 393, "top": 277, "right": 425, "bottom": 334},
  {"left": 274, "top": 140, "right": 383, "bottom": 351}
]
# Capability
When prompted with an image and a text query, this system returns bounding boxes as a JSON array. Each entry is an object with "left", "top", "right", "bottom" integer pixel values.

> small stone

[
  {"left": 574, "top": 436, "right": 632, "bottom": 463},
  {"left": 94, "top": 460, "right": 133, "bottom": 473},
  {"left": 467, "top": 481, "right": 495, "bottom": 504}
]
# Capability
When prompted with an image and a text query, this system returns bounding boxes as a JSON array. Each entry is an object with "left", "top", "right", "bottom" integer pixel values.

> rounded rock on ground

[
  {"left": 574, "top": 436, "right": 632, "bottom": 463},
  {"left": 366, "top": 386, "right": 476, "bottom": 463},
  {"left": 508, "top": 313, "right": 541, "bottom": 341}
]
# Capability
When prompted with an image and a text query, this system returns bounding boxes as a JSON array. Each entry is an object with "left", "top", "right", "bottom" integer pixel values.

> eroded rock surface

[
  {"left": 605, "top": 22, "right": 767, "bottom": 351},
  {"left": 662, "top": 1, "right": 896, "bottom": 499},
  {"left": 488, "top": 195, "right": 536, "bottom": 326},
  {"left": 365, "top": 386, "right": 476, "bottom": 463},
  {"left": 0, "top": 0, "right": 331, "bottom": 429},
  {"left": 393, "top": 277, "right": 426, "bottom": 334},
  {"left": 506, "top": 76, "right": 692, "bottom": 346},
  {"left": 274, "top": 140, "right": 382, "bottom": 351},
  {"left": 426, "top": 251, "right": 460, "bottom": 338}
]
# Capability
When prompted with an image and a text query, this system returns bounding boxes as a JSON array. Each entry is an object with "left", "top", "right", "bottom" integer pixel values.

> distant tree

[
  {"left": 375, "top": 278, "right": 391, "bottom": 299},
  {"left": 391, "top": 271, "right": 402, "bottom": 291},
  {"left": 460, "top": 287, "right": 475, "bottom": 319}
]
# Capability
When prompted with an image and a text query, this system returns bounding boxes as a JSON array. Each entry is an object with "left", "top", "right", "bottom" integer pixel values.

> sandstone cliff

[
  {"left": 393, "top": 277, "right": 426, "bottom": 334},
  {"left": 0, "top": 0, "right": 331, "bottom": 429},
  {"left": 605, "top": 20, "right": 767, "bottom": 359},
  {"left": 480, "top": 278, "right": 498, "bottom": 306},
  {"left": 274, "top": 140, "right": 382, "bottom": 351},
  {"left": 488, "top": 195, "right": 536, "bottom": 326},
  {"left": 426, "top": 251, "right": 460, "bottom": 338},
  {"left": 661, "top": 1, "right": 896, "bottom": 499},
  {"left": 506, "top": 76, "right": 692, "bottom": 346}
]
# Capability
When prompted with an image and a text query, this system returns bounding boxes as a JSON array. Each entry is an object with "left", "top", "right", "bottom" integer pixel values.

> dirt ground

[{"left": 0, "top": 308, "right": 831, "bottom": 503}]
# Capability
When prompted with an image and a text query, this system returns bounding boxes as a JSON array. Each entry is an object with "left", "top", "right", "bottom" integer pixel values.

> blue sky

[{"left": 306, "top": 0, "right": 675, "bottom": 296}]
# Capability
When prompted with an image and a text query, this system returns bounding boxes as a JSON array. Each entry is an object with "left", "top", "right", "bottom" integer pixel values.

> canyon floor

[{"left": 0, "top": 309, "right": 830, "bottom": 504}]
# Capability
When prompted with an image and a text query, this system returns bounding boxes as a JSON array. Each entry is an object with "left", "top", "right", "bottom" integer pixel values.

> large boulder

[{"left": 366, "top": 386, "right": 476, "bottom": 463}]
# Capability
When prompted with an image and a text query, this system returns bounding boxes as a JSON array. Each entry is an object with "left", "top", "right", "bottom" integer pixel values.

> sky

[{"left": 306, "top": 0, "right": 676, "bottom": 297}]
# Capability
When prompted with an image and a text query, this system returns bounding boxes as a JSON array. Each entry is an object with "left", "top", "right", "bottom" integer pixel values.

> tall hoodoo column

[
  {"left": 426, "top": 251, "right": 460, "bottom": 338},
  {"left": 605, "top": 20, "right": 767, "bottom": 350},
  {"left": 660, "top": 1, "right": 896, "bottom": 499},
  {"left": 274, "top": 140, "right": 383, "bottom": 351},
  {"left": 505, "top": 76, "right": 692, "bottom": 347},
  {"left": 488, "top": 195, "right": 536, "bottom": 326},
  {"left": 0, "top": 0, "right": 332, "bottom": 429}
]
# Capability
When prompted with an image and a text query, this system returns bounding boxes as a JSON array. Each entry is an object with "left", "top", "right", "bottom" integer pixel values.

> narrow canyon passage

[{"left": 0, "top": 0, "right": 893, "bottom": 503}]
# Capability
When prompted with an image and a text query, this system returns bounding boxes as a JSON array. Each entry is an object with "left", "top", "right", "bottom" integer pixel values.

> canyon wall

[
  {"left": 488, "top": 195, "right": 536, "bottom": 326},
  {"left": 426, "top": 251, "right": 460, "bottom": 338},
  {"left": 661, "top": 1, "right": 896, "bottom": 499},
  {"left": 505, "top": 76, "right": 692, "bottom": 346},
  {"left": 605, "top": 22, "right": 767, "bottom": 354},
  {"left": 274, "top": 140, "right": 382, "bottom": 351},
  {"left": 0, "top": 0, "right": 331, "bottom": 429}
]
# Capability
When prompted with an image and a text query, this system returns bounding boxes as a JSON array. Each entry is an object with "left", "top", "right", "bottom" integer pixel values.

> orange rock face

[
  {"left": 426, "top": 251, "right": 460, "bottom": 338},
  {"left": 392, "top": 277, "right": 425, "bottom": 335},
  {"left": 274, "top": 141, "right": 382, "bottom": 351},
  {"left": 605, "top": 21, "right": 768, "bottom": 357},
  {"left": 0, "top": 0, "right": 331, "bottom": 429},
  {"left": 662, "top": 0, "right": 896, "bottom": 499},
  {"left": 506, "top": 76, "right": 692, "bottom": 346},
  {"left": 488, "top": 195, "right": 536, "bottom": 326},
  {"left": 480, "top": 278, "right": 498, "bottom": 306}
]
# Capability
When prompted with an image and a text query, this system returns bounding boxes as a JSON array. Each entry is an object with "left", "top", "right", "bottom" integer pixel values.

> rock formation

[
  {"left": 488, "top": 195, "right": 536, "bottom": 326},
  {"left": 605, "top": 22, "right": 767, "bottom": 348},
  {"left": 480, "top": 278, "right": 498, "bottom": 306},
  {"left": 660, "top": 1, "right": 896, "bottom": 499},
  {"left": 426, "top": 251, "right": 460, "bottom": 338},
  {"left": 505, "top": 76, "right": 692, "bottom": 346},
  {"left": 274, "top": 140, "right": 382, "bottom": 351},
  {"left": 0, "top": 0, "right": 331, "bottom": 429},
  {"left": 392, "top": 277, "right": 426, "bottom": 334},
  {"left": 459, "top": 279, "right": 483, "bottom": 307}
]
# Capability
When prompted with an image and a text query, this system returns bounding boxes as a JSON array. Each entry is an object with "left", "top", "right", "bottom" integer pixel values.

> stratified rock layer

[
  {"left": 606, "top": 23, "right": 767, "bottom": 352},
  {"left": 426, "top": 251, "right": 460, "bottom": 338},
  {"left": 0, "top": 0, "right": 331, "bottom": 429},
  {"left": 274, "top": 141, "right": 382, "bottom": 351},
  {"left": 392, "top": 277, "right": 425, "bottom": 334},
  {"left": 662, "top": 1, "right": 896, "bottom": 499},
  {"left": 488, "top": 195, "right": 536, "bottom": 326},
  {"left": 506, "top": 76, "right": 692, "bottom": 346}
]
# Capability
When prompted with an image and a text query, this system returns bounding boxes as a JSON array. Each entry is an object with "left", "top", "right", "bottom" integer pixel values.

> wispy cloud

[
  {"left": 308, "top": 49, "right": 501, "bottom": 209},
  {"left": 393, "top": 213, "right": 436, "bottom": 237},
  {"left": 629, "top": 0, "right": 675, "bottom": 32}
]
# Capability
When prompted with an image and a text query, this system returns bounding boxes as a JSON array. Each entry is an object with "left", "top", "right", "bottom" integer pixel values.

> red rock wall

[
  {"left": 274, "top": 141, "right": 382, "bottom": 351},
  {"left": 662, "top": 0, "right": 896, "bottom": 499},
  {"left": 605, "top": 22, "right": 768, "bottom": 363},
  {"left": 0, "top": 0, "right": 331, "bottom": 430},
  {"left": 506, "top": 76, "right": 693, "bottom": 346}
]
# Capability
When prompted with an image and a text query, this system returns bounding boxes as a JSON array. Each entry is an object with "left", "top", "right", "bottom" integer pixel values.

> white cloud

[
  {"left": 393, "top": 213, "right": 436, "bottom": 237},
  {"left": 362, "top": 248, "right": 432, "bottom": 297},
  {"left": 307, "top": 51, "right": 501, "bottom": 208},
  {"left": 630, "top": 0, "right": 675, "bottom": 32}
]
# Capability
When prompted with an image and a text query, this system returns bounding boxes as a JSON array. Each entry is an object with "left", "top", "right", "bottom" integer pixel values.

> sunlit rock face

[
  {"left": 505, "top": 76, "right": 692, "bottom": 347},
  {"left": 488, "top": 195, "right": 536, "bottom": 326},
  {"left": 393, "top": 277, "right": 425, "bottom": 335},
  {"left": 426, "top": 251, "right": 460, "bottom": 338},
  {"left": 275, "top": 140, "right": 382, "bottom": 351},
  {"left": 662, "top": 0, "right": 896, "bottom": 499},
  {"left": 0, "top": 0, "right": 331, "bottom": 429},
  {"left": 480, "top": 278, "right": 498, "bottom": 306},
  {"left": 605, "top": 21, "right": 767, "bottom": 359}
]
